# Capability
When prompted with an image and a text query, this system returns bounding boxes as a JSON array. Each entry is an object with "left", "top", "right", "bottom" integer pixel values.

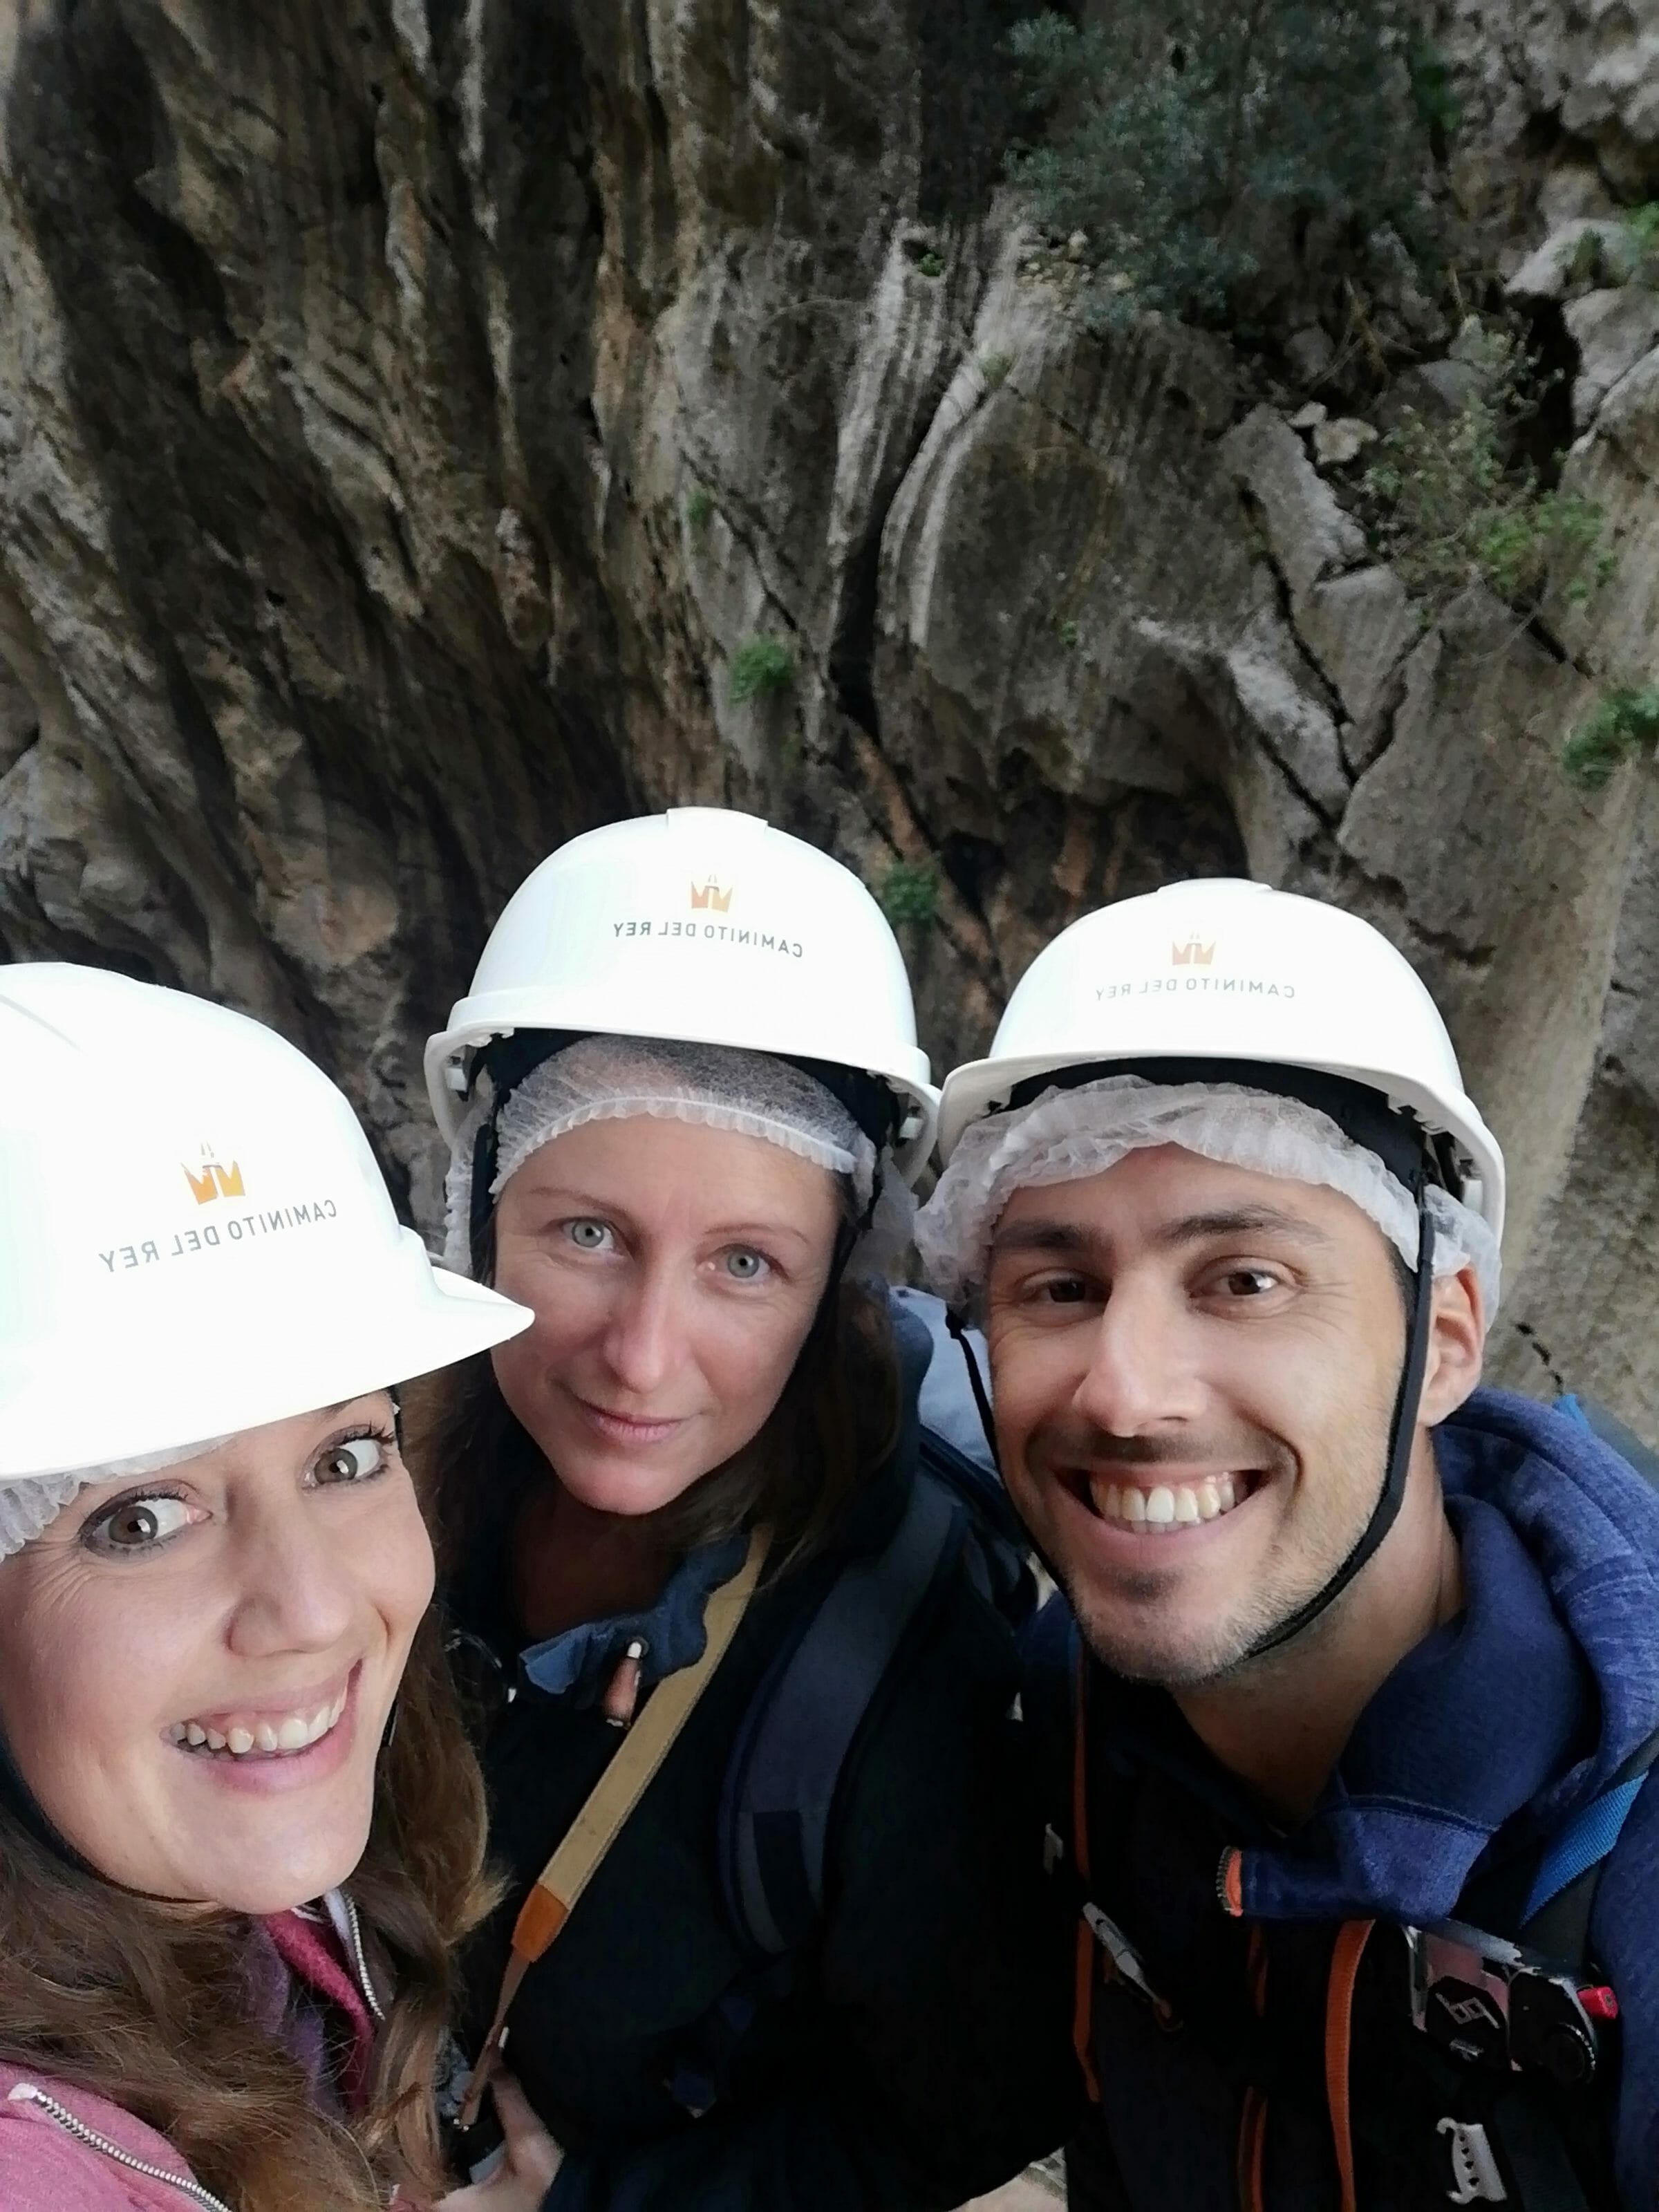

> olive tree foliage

[
  {"left": 1359, "top": 322, "right": 1614, "bottom": 615},
  {"left": 1004, "top": 1, "right": 1438, "bottom": 329}
]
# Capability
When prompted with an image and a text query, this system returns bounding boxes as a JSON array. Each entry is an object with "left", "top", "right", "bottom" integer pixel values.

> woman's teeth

[
  {"left": 166, "top": 1685, "right": 348, "bottom": 1758},
  {"left": 1088, "top": 1472, "right": 1246, "bottom": 1533}
]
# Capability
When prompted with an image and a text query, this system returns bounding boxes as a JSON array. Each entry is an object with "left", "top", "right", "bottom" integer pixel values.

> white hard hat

[
  {"left": 937, "top": 877, "right": 1505, "bottom": 1243},
  {"left": 0, "top": 964, "right": 532, "bottom": 1486},
  {"left": 425, "top": 808, "right": 939, "bottom": 1178}
]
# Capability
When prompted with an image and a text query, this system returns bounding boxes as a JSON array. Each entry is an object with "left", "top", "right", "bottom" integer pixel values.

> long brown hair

[
  {"left": 0, "top": 1611, "right": 498, "bottom": 2211},
  {"left": 414, "top": 1274, "right": 902, "bottom": 1590}
]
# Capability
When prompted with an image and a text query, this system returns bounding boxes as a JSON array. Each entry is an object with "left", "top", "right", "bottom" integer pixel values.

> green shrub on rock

[
  {"left": 1003, "top": 0, "right": 1436, "bottom": 330},
  {"left": 729, "top": 637, "right": 796, "bottom": 704},
  {"left": 1359, "top": 323, "right": 1613, "bottom": 615},
  {"left": 1626, "top": 203, "right": 1659, "bottom": 282},
  {"left": 1562, "top": 687, "right": 1659, "bottom": 793},
  {"left": 881, "top": 861, "right": 941, "bottom": 929}
]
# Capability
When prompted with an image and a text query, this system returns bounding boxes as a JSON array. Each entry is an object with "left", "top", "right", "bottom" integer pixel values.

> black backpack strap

[
  {"left": 1489, "top": 2084, "right": 1602, "bottom": 2212},
  {"left": 1381, "top": 1732, "right": 1659, "bottom": 2210},
  {"left": 718, "top": 1472, "right": 965, "bottom": 1956},
  {"left": 1523, "top": 1398, "right": 1659, "bottom": 1967},
  {"left": 917, "top": 1425, "right": 1038, "bottom": 1622},
  {"left": 1515, "top": 1727, "right": 1659, "bottom": 1965}
]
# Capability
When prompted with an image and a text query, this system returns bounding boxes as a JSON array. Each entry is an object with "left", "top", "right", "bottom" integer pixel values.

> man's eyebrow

[
  {"left": 988, "top": 1204, "right": 1334, "bottom": 1259},
  {"left": 1154, "top": 1206, "right": 1334, "bottom": 1250},
  {"left": 988, "top": 1217, "right": 1095, "bottom": 1258}
]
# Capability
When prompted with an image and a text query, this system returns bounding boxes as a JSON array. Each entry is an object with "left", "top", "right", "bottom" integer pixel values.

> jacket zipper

[
  {"left": 329, "top": 1886, "right": 386, "bottom": 2023},
  {"left": 6, "top": 2084, "right": 234, "bottom": 2211},
  {"left": 10, "top": 1902, "right": 388, "bottom": 2211}
]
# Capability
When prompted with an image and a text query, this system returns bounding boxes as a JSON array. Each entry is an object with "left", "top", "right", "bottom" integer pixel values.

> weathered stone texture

[{"left": 0, "top": 1, "right": 1656, "bottom": 1419}]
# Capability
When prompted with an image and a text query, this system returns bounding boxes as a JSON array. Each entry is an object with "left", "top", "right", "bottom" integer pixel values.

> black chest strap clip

[{"left": 1405, "top": 1917, "right": 1612, "bottom": 2088}]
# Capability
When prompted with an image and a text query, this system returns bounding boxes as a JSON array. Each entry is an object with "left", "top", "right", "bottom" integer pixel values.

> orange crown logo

[
  {"left": 184, "top": 1147, "right": 245, "bottom": 1206},
  {"left": 690, "top": 876, "right": 734, "bottom": 914},
  {"left": 1171, "top": 935, "right": 1216, "bottom": 968}
]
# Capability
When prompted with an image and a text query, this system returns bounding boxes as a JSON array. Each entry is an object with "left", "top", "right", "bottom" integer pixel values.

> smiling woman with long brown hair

[{"left": 0, "top": 962, "right": 534, "bottom": 2212}]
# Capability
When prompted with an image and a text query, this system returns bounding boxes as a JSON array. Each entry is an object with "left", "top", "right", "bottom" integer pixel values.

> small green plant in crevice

[
  {"left": 1561, "top": 686, "right": 1659, "bottom": 793},
  {"left": 729, "top": 637, "right": 796, "bottom": 705},
  {"left": 916, "top": 249, "right": 946, "bottom": 279},
  {"left": 1407, "top": 37, "right": 1462, "bottom": 142},
  {"left": 1625, "top": 203, "right": 1659, "bottom": 285},
  {"left": 1358, "top": 320, "right": 1615, "bottom": 615},
  {"left": 1567, "top": 227, "right": 1611, "bottom": 290},
  {"left": 977, "top": 347, "right": 1013, "bottom": 387},
  {"left": 881, "top": 861, "right": 941, "bottom": 929},
  {"left": 1002, "top": 1, "right": 1438, "bottom": 332},
  {"left": 1056, "top": 615, "right": 1082, "bottom": 650},
  {"left": 684, "top": 485, "right": 715, "bottom": 532}
]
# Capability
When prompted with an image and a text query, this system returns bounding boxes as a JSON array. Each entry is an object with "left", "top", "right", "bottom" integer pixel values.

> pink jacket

[
  {"left": 0, "top": 1904, "right": 384, "bottom": 2211},
  {"left": 0, "top": 2065, "right": 229, "bottom": 2211}
]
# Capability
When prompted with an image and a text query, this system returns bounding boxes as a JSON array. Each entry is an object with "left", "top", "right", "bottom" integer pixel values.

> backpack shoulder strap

[
  {"left": 917, "top": 1424, "right": 1038, "bottom": 1620},
  {"left": 718, "top": 1472, "right": 965, "bottom": 1957},
  {"left": 1509, "top": 1396, "right": 1659, "bottom": 1960},
  {"left": 1517, "top": 1730, "right": 1659, "bottom": 1960}
]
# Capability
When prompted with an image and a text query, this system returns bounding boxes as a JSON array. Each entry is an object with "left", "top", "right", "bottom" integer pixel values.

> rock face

[{"left": 0, "top": 1, "right": 1656, "bottom": 1421}]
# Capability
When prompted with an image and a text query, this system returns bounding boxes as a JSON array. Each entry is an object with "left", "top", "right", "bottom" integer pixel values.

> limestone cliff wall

[{"left": 0, "top": 0, "right": 1656, "bottom": 1418}]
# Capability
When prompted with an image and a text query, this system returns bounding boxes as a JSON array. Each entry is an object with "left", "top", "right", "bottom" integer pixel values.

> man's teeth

[
  {"left": 1089, "top": 1473, "right": 1244, "bottom": 1532},
  {"left": 167, "top": 1686, "right": 348, "bottom": 1757}
]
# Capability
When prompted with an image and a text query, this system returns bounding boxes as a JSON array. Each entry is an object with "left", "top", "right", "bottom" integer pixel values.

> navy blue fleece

[
  {"left": 519, "top": 1531, "right": 748, "bottom": 1705},
  {"left": 1237, "top": 1389, "right": 1659, "bottom": 2202},
  {"left": 1034, "top": 1387, "right": 1659, "bottom": 2208}
]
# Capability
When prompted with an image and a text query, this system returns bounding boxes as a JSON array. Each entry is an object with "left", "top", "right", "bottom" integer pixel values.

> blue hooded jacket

[{"left": 1029, "top": 1387, "right": 1659, "bottom": 2210}]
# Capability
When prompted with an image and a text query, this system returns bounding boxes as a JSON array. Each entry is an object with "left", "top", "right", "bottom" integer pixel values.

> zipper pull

[
  {"left": 1082, "top": 1901, "right": 1180, "bottom": 2030},
  {"left": 603, "top": 1639, "right": 648, "bottom": 1730}
]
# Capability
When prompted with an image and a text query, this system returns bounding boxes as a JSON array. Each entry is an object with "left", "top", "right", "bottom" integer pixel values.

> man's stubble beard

[{"left": 1059, "top": 1387, "right": 1396, "bottom": 1691}]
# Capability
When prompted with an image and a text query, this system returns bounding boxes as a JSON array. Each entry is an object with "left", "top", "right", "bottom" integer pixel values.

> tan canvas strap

[{"left": 458, "top": 1523, "right": 770, "bottom": 2126}]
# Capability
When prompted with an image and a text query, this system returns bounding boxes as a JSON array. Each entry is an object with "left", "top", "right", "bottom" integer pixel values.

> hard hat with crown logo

[
  {"left": 937, "top": 877, "right": 1504, "bottom": 1240},
  {"left": 424, "top": 808, "right": 939, "bottom": 1177},
  {"left": 0, "top": 963, "right": 532, "bottom": 1499}
]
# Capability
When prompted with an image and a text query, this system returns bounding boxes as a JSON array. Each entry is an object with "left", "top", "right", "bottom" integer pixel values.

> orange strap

[
  {"left": 1069, "top": 1640, "right": 1103, "bottom": 2103},
  {"left": 458, "top": 1524, "right": 769, "bottom": 2126},
  {"left": 1245, "top": 1922, "right": 1270, "bottom": 2017},
  {"left": 1324, "top": 1918, "right": 1376, "bottom": 2212},
  {"left": 1228, "top": 1922, "right": 1272, "bottom": 2210},
  {"left": 1236, "top": 2084, "right": 1268, "bottom": 2212}
]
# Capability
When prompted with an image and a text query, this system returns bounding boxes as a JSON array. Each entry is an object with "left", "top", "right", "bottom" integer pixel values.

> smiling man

[{"left": 919, "top": 879, "right": 1659, "bottom": 2212}]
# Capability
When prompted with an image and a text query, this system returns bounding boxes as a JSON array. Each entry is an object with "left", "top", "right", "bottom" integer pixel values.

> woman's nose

[
  {"left": 225, "top": 1499, "right": 359, "bottom": 1658},
  {"left": 599, "top": 1264, "right": 686, "bottom": 1399}
]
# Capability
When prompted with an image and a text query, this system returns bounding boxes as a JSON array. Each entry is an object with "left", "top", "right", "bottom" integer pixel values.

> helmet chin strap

[
  {"left": 946, "top": 1305, "right": 1002, "bottom": 1470},
  {"left": 804, "top": 1145, "right": 890, "bottom": 1350},
  {"left": 1241, "top": 1179, "right": 1438, "bottom": 1662}
]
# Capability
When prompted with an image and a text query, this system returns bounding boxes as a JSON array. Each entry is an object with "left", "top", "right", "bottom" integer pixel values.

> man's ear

[{"left": 1419, "top": 1264, "right": 1484, "bottom": 1425}]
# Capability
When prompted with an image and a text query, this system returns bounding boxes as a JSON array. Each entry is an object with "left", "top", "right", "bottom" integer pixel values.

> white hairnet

[
  {"left": 915, "top": 1075, "right": 1501, "bottom": 1315},
  {"left": 0, "top": 1472, "right": 82, "bottom": 1557},
  {"left": 0, "top": 1434, "right": 232, "bottom": 1559},
  {"left": 443, "top": 1033, "right": 913, "bottom": 1280}
]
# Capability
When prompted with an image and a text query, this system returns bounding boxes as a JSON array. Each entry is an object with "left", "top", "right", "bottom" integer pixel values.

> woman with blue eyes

[
  {"left": 417, "top": 809, "right": 1078, "bottom": 2211},
  {"left": 0, "top": 962, "right": 541, "bottom": 2212}
]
